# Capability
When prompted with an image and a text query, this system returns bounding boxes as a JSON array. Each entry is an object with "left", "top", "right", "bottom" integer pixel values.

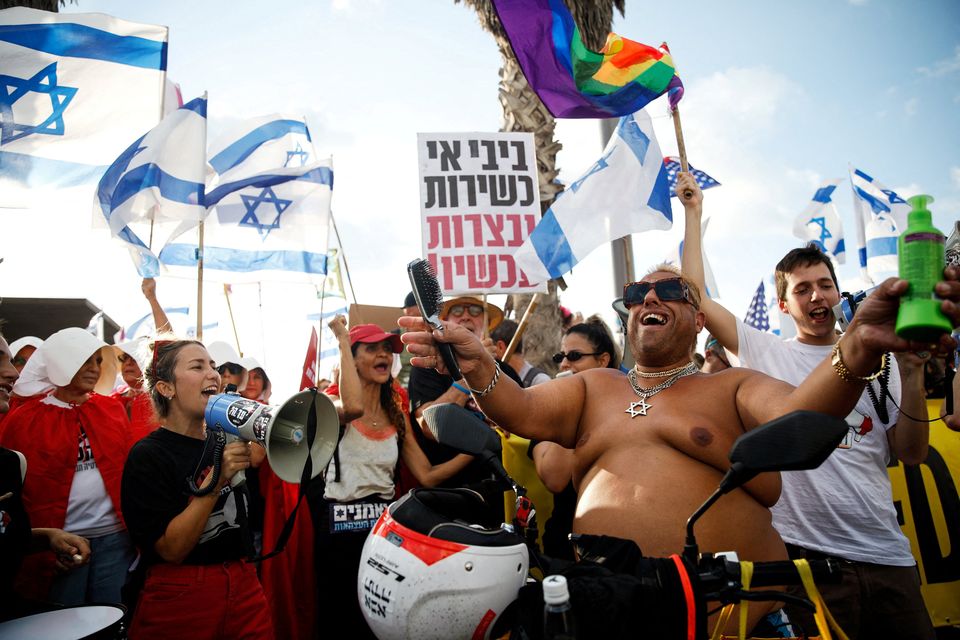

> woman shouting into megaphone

[{"left": 121, "top": 339, "right": 274, "bottom": 639}]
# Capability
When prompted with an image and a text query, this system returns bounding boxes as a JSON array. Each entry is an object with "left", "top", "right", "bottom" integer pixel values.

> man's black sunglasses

[
  {"left": 552, "top": 350, "right": 602, "bottom": 364},
  {"left": 623, "top": 278, "right": 698, "bottom": 309}
]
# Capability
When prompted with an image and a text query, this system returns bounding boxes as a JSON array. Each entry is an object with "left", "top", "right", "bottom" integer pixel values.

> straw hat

[{"left": 439, "top": 297, "right": 504, "bottom": 332}]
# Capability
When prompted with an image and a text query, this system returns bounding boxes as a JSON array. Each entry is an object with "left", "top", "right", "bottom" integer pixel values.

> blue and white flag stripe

[
  {"left": 0, "top": 19, "right": 166, "bottom": 69},
  {"left": 514, "top": 109, "right": 671, "bottom": 283},
  {"left": 205, "top": 163, "right": 333, "bottom": 208},
  {"left": 849, "top": 166, "right": 909, "bottom": 281},
  {"left": 96, "top": 96, "right": 207, "bottom": 277},
  {"left": 792, "top": 178, "right": 846, "bottom": 264},
  {"left": 209, "top": 119, "right": 311, "bottom": 175},
  {"left": 0, "top": 8, "right": 167, "bottom": 205},
  {"left": 159, "top": 244, "right": 328, "bottom": 274}
]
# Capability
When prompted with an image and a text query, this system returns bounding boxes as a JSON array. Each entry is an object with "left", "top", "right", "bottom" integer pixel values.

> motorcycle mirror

[
  {"left": 421, "top": 403, "right": 518, "bottom": 494},
  {"left": 422, "top": 404, "right": 502, "bottom": 457},
  {"left": 719, "top": 410, "right": 849, "bottom": 493}
]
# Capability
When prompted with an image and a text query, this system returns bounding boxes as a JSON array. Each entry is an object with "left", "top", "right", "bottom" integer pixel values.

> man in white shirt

[{"left": 679, "top": 171, "right": 936, "bottom": 639}]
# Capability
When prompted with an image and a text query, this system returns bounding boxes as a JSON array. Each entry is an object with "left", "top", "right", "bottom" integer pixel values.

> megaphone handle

[
  {"left": 231, "top": 469, "right": 247, "bottom": 487},
  {"left": 225, "top": 432, "right": 247, "bottom": 487}
]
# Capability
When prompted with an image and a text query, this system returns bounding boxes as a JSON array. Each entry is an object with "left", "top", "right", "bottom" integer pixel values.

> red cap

[{"left": 348, "top": 324, "right": 402, "bottom": 353}]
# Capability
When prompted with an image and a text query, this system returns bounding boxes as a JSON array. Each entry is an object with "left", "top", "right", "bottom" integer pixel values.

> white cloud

[
  {"left": 950, "top": 167, "right": 960, "bottom": 189},
  {"left": 918, "top": 45, "right": 960, "bottom": 77}
]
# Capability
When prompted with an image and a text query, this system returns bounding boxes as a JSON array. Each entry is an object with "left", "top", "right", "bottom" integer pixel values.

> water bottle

[{"left": 543, "top": 574, "right": 577, "bottom": 640}]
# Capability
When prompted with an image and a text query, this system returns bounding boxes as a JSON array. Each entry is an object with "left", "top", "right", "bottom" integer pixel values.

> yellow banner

[{"left": 887, "top": 400, "right": 960, "bottom": 628}]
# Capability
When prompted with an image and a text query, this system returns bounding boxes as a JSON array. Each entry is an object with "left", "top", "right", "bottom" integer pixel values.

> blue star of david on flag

[
  {"left": 663, "top": 157, "right": 720, "bottom": 197},
  {"left": 285, "top": 142, "right": 309, "bottom": 167},
  {"left": 569, "top": 149, "right": 612, "bottom": 193},
  {"left": 0, "top": 62, "right": 77, "bottom": 146},
  {"left": 239, "top": 186, "right": 291, "bottom": 239},
  {"left": 807, "top": 216, "right": 833, "bottom": 251}
]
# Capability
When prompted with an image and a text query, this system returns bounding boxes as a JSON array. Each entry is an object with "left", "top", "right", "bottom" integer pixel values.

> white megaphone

[{"left": 204, "top": 390, "right": 340, "bottom": 484}]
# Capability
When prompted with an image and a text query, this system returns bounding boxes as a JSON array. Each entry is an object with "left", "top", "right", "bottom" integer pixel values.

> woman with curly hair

[{"left": 309, "top": 316, "right": 472, "bottom": 639}]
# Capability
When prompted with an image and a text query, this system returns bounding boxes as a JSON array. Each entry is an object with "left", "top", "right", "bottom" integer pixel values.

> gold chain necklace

[
  {"left": 625, "top": 362, "right": 699, "bottom": 418},
  {"left": 632, "top": 362, "right": 698, "bottom": 379}
]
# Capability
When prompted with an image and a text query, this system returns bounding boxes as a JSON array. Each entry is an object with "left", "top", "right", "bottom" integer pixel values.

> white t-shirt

[
  {"left": 42, "top": 395, "right": 123, "bottom": 538},
  {"left": 736, "top": 320, "right": 915, "bottom": 566},
  {"left": 323, "top": 420, "right": 398, "bottom": 503}
]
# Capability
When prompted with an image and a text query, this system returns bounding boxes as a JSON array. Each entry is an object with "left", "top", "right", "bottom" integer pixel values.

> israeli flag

[
  {"left": 664, "top": 217, "right": 720, "bottom": 299},
  {"left": 121, "top": 306, "right": 217, "bottom": 340},
  {"left": 95, "top": 96, "right": 207, "bottom": 277},
  {"left": 159, "top": 115, "right": 333, "bottom": 283},
  {"left": 792, "top": 178, "right": 846, "bottom": 264},
  {"left": 0, "top": 8, "right": 167, "bottom": 206},
  {"left": 513, "top": 109, "right": 671, "bottom": 283},
  {"left": 849, "top": 166, "right": 909, "bottom": 282}
]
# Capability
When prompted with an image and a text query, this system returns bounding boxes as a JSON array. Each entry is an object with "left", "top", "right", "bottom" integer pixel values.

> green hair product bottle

[{"left": 895, "top": 194, "right": 952, "bottom": 342}]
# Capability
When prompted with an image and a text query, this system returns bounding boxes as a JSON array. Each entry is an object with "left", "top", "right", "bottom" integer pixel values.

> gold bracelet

[
  {"left": 469, "top": 363, "right": 501, "bottom": 398},
  {"left": 831, "top": 342, "right": 887, "bottom": 383}
]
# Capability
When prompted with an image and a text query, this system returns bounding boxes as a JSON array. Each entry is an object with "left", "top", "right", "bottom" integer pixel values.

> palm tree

[
  {"left": 0, "top": 0, "right": 73, "bottom": 10},
  {"left": 455, "top": 0, "right": 624, "bottom": 373}
]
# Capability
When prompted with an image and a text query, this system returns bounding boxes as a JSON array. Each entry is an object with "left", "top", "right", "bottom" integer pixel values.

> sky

[{"left": 2, "top": 0, "right": 958, "bottom": 398}]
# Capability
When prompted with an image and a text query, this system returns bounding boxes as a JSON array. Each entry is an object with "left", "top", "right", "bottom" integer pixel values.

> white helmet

[{"left": 358, "top": 488, "right": 529, "bottom": 640}]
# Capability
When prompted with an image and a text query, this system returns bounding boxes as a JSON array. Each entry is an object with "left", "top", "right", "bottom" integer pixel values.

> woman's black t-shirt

[{"left": 121, "top": 428, "right": 248, "bottom": 566}]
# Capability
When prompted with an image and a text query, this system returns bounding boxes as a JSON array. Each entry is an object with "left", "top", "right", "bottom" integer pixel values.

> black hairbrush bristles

[
  {"left": 407, "top": 259, "right": 444, "bottom": 323},
  {"left": 407, "top": 258, "right": 462, "bottom": 380}
]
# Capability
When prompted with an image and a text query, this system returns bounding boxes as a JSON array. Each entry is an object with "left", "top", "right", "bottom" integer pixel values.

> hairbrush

[{"left": 407, "top": 258, "right": 462, "bottom": 380}]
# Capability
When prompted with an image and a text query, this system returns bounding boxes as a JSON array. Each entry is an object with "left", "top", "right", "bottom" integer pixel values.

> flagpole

[
  {"left": 671, "top": 106, "right": 694, "bottom": 200},
  {"left": 223, "top": 284, "right": 242, "bottom": 356},
  {"left": 329, "top": 210, "right": 358, "bottom": 305},
  {"left": 196, "top": 221, "right": 204, "bottom": 340},
  {"left": 504, "top": 293, "right": 539, "bottom": 362},
  {"left": 316, "top": 277, "right": 328, "bottom": 388}
]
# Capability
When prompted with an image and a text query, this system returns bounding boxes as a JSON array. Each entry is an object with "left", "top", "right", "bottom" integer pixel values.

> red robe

[
  {"left": 111, "top": 389, "right": 161, "bottom": 442},
  {"left": 0, "top": 393, "right": 132, "bottom": 598},
  {"left": 258, "top": 462, "right": 316, "bottom": 640}
]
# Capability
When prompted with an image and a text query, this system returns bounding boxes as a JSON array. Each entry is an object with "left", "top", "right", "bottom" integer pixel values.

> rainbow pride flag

[{"left": 492, "top": 0, "right": 683, "bottom": 118}]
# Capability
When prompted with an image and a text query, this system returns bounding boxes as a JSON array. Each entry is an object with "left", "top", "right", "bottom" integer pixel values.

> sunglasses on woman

[
  {"left": 552, "top": 350, "right": 602, "bottom": 364},
  {"left": 447, "top": 304, "right": 485, "bottom": 318},
  {"left": 622, "top": 278, "right": 698, "bottom": 309}
]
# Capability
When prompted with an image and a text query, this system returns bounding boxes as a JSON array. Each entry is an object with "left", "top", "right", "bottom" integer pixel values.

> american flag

[
  {"left": 744, "top": 280, "right": 771, "bottom": 332},
  {"left": 663, "top": 156, "right": 721, "bottom": 197}
]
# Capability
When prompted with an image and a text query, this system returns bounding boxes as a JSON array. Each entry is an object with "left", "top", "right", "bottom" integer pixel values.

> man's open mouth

[
  {"left": 809, "top": 308, "right": 831, "bottom": 321},
  {"left": 641, "top": 313, "right": 667, "bottom": 326}
]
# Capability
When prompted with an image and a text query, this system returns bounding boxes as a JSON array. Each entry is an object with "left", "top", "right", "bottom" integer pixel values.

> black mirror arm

[
  {"left": 483, "top": 451, "right": 525, "bottom": 497},
  {"left": 684, "top": 462, "right": 755, "bottom": 564}
]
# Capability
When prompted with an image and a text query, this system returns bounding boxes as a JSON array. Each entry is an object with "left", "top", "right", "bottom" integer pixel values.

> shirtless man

[{"left": 400, "top": 265, "right": 960, "bottom": 634}]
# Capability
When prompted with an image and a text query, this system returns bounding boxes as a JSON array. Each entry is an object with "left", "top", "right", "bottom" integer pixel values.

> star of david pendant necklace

[{"left": 625, "top": 362, "right": 699, "bottom": 418}]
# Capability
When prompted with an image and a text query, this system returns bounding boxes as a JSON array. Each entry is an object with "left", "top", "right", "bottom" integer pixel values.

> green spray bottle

[{"left": 895, "top": 194, "right": 952, "bottom": 342}]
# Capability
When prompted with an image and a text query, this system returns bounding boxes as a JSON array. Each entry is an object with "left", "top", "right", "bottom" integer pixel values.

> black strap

[
  {"left": 864, "top": 354, "right": 892, "bottom": 425},
  {"left": 251, "top": 388, "right": 320, "bottom": 562},
  {"left": 945, "top": 363, "right": 955, "bottom": 417},
  {"left": 522, "top": 366, "right": 546, "bottom": 388}
]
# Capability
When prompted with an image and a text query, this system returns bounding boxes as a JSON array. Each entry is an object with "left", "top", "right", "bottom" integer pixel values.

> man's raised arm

[
  {"left": 677, "top": 172, "right": 741, "bottom": 355},
  {"left": 399, "top": 316, "right": 585, "bottom": 448},
  {"left": 738, "top": 274, "right": 960, "bottom": 426}
]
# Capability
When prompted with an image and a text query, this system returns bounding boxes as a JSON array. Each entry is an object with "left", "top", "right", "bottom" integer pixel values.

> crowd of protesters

[{"left": 1, "top": 180, "right": 958, "bottom": 639}]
